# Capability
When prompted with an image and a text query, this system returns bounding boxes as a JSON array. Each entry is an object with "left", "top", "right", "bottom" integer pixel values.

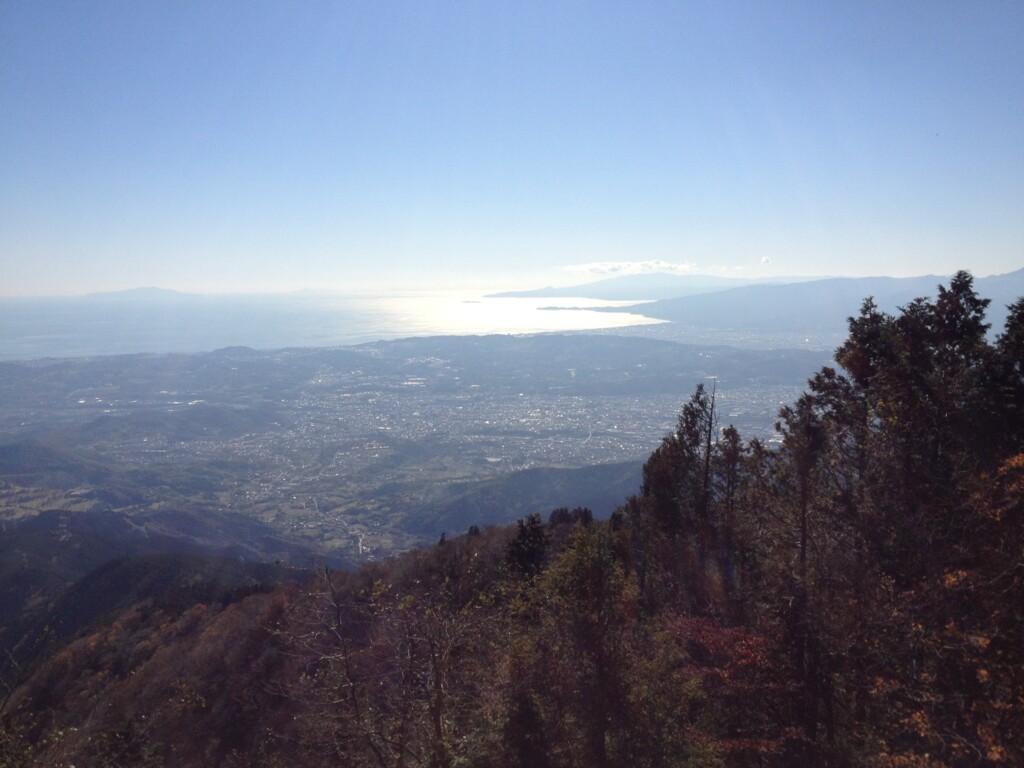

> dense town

[{"left": 0, "top": 333, "right": 823, "bottom": 559}]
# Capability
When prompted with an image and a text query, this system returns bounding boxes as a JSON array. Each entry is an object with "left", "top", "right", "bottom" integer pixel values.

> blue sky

[{"left": 2, "top": 1, "right": 1022, "bottom": 296}]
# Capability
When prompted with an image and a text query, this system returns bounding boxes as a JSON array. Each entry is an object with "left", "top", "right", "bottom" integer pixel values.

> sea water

[{"left": 0, "top": 292, "right": 662, "bottom": 361}]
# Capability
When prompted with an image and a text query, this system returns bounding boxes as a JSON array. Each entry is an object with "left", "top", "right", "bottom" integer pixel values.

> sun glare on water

[{"left": 360, "top": 293, "right": 665, "bottom": 337}]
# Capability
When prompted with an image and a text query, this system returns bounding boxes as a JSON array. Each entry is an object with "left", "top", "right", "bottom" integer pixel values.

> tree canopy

[{"left": 3, "top": 271, "right": 1022, "bottom": 767}]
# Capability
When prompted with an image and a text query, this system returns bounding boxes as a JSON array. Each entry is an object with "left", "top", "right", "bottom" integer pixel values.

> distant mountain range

[
  {"left": 83, "top": 286, "right": 194, "bottom": 301},
  {"left": 512, "top": 269, "right": 1024, "bottom": 337},
  {"left": 488, "top": 273, "right": 797, "bottom": 301}
]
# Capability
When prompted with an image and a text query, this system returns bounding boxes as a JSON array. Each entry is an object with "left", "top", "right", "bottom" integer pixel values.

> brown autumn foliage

[{"left": 1, "top": 271, "right": 1021, "bottom": 767}]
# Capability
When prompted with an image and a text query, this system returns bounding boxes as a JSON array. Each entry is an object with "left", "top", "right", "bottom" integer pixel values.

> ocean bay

[{"left": 0, "top": 292, "right": 662, "bottom": 361}]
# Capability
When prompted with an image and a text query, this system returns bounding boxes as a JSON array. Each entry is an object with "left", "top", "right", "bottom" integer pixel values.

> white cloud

[
  {"left": 760, "top": 256, "right": 772, "bottom": 265},
  {"left": 563, "top": 260, "right": 698, "bottom": 277}
]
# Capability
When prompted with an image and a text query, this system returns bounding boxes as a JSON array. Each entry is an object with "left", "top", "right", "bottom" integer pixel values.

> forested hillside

[{"left": 2, "top": 272, "right": 1022, "bottom": 767}]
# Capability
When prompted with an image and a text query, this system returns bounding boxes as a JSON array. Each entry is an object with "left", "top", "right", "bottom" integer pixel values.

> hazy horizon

[{"left": 2, "top": 265, "right": 1023, "bottom": 302}]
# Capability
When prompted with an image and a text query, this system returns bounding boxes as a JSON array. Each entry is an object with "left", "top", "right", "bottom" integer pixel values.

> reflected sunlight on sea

[
  {"left": 336, "top": 293, "right": 663, "bottom": 337},
  {"left": 0, "top": 292, "right": 663, "bottom": 360}
]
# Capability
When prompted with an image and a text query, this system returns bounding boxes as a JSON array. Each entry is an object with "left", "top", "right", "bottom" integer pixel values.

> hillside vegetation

[{"left": 2, "top": 272, "right": 1022, "bottom": 767}]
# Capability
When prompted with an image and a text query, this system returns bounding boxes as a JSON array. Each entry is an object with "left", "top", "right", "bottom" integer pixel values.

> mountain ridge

[{"left": 592, "top": 269, "right": 1024, "bottom": 336}]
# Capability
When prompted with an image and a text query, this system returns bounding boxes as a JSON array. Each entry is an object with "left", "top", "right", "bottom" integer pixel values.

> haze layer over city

[{"left": 2, "top": 0, "right": 1023, "bottom": 555}]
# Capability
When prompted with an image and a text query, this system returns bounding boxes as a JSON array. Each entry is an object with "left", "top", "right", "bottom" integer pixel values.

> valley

[{"left": 0, "top": 333, "right": 828, "bottom": 561}]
